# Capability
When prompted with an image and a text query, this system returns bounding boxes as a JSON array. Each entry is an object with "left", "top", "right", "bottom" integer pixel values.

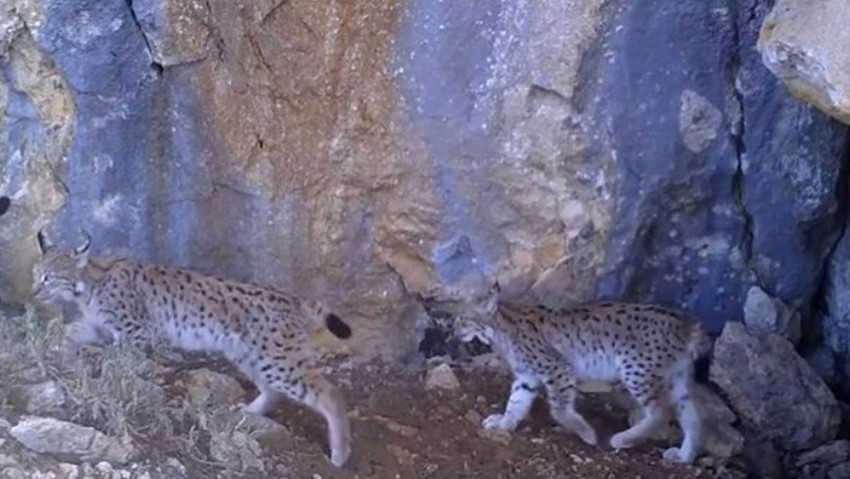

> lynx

[
  {"left": 31, "top": 232, "right": 353, "bottom": 467},
  {"left": 444, "top": 282, "right": 711, "bottom": 465}
]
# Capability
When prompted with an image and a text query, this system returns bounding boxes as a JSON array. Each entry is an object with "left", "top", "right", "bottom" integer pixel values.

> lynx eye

[{"left": 41, "top": 274, "right": 50, "bottom": 283}]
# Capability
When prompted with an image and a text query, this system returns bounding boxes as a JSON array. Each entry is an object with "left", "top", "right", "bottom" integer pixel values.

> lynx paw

[
  {"left": 330, "top": 443, "right": 352, "bottom": 467},
  {"left": 574, "top": 426, "right": 598, "bottom": 446},
  {"left": 482, "top": 413, "right": 516, "bottom": 432},
  {"left": 609, "top": 432, "right": 636, "bottom": 450},
  {"left": 238, "top": 402, "right": 266, "bottom": 415},
  {"left": 662, "top": 447, "right": 695, "bottom": 464}
]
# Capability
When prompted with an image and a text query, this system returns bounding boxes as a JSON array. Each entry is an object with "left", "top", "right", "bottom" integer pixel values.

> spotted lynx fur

[
  {"left": 32, "top": 232, "right": 354, "bottom": 467},
  {"left": 445, "top": 282, "right": 711, "bottom": 464}
]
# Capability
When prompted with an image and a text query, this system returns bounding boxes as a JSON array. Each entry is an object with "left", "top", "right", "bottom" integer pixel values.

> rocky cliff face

[{"left": 1, "top": 0, "right": 848, "bottom": 362}]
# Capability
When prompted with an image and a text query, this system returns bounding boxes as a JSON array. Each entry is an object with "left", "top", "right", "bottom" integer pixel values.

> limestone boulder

[
  {"left": 710, "top": 322, "right": 840, "bottom": 451},
  {"left": 758, "top": 0, "right": 850, "bottom": 125},
  {"left": 9, "top": 416, "right": 137, "bottom": 464}
]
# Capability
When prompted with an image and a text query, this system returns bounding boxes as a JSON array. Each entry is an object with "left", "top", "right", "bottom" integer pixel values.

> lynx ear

[
  {"left": 476, "top": 280, "right": 500, "bottom": 316},
  {"left": 74, "top": 230, "right": 91, "bottom": 268},
  {"left": 74, "top": 229, "right": 91, "bottom": 255},
  {"left": 37, "top": 230, "right": 55, "bottom": 255}
]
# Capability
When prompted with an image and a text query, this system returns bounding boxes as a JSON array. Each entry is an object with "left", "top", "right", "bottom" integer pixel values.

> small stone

[
  {"left": 20, "top": 380, "right": 66, "bottom": 414},
  {"left": 469, "top": 352, "right": 506, "bottom": 370},
  {"left": 387, "top": 444, "right": 415, "bottom": 465},
  {"left": 165, "top": 458, "right": 185, "bottom": 475},
  {"left": 464, "top": 409, "right": 482, "bottom": 425},
  {"left": 425, "top": 363, "right": 460, "bottom": 390},
  {"left": 370, "top": 415, "right": 418, "bottom": 437},
  {"left": 477, "top": 428, "right": 511, "bottom": 446},
  {"left": 57, "top": 464, "right": 78, "bottom": 479},
  {"left": 2, "top": 468, "right": 25, "bottom": 479}
]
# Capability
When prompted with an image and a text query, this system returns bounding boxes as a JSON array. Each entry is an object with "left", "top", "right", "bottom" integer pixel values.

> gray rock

[
  {"left": 9, "top": 416, "right": 136, "bottom": 464},
  {"left": 57, "top": 464, "right": 79, "bottom": 479},
  {"left": 743, "top": 286, "right": 801, "bottom": 344},
  {"left": 425, "top": 363, "right": 460, "bottom": 391},
  {"left": 1, "top": 468, "right": 26, "bottom": 479},
  {"left": 710, "top": 322, "right": 840, "bottom": 451},
  {"left": 740, "top": 433, "right": 784, "bottom": 479},
  {"left": 19, "top": 380, "right": 66, "bottom": 414},
  {"left": 590, "top": 0, "right": 847, "bottom": 334},
  {"left": 758, "top": 0, "right": 850, "bottom": 125},
  {"left": 178, "top": 368, "right": 245, "bottom": 412},
  {"left": 822, "top": 232, "right": 850, "bottom": 379},
  {"left": 797, "top": 440, "right": 850, "bottom": 468},
  {"left": 208, "top": 423, "right": 266, "bottom": 473}
]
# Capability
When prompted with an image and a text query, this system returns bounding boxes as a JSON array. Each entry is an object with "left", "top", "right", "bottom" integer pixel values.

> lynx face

[
  {"left": 453, "top": 317, "right": 494, "bottom": 345},
  {"left": 32, "top": 234, "right": 90, "bottom": 304}
]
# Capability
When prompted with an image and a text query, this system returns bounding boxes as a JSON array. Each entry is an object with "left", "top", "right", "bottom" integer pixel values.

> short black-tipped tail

[
  {"left": 0, "top": 196, "right": 9, "bottom": 217},
  {"left": 325, "top": 313, "right": 352, "bottom": 339}
]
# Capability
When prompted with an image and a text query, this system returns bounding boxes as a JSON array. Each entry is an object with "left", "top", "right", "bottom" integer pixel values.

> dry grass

[
  {"left": 0, "top": 305, "right": 190, "bottom": 442},
  {"left": 0, "top": 305, "right": 64, "bottom": 409}
]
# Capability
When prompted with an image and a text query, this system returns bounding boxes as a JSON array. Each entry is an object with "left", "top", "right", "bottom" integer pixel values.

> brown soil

[{"left": 202, "top": 362, "right": 720, "bottom": 479}]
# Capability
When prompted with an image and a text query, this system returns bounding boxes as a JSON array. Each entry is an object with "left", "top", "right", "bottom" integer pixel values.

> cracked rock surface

[{"left": 1, "top": 1, "right": 848, "bottom": 361}]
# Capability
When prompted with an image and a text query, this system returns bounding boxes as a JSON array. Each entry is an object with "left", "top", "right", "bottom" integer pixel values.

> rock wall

[{"left": 1, "top": 0, "right": 849, "bottom": 359}]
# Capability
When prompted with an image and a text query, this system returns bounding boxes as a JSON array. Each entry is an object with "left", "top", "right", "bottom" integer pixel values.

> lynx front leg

[
  {"left": 544, "top": 365, "right": 598, "bottom": 446},
  {"left": 62, "top": 320, "right": 111, "bottom": 366},
  {"left": 482, "top": 375, "right": 540, "bottom": 432}
]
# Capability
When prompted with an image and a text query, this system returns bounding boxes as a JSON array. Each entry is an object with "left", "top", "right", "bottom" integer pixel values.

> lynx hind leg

[
  {"left": 288, "top": 374, "right": 352, "bottom": 468},
  {"left": 544, "top": 364, "right": 597, "bottom": 446},
  {"left": 610, "top": 364, "right": 670, "bottom": 451},
  {"left": 663, "top": 363, "right": 702, "bottom": 464},
  {"left": 242, "top": 356, "right": 351, "bottom": 468}
]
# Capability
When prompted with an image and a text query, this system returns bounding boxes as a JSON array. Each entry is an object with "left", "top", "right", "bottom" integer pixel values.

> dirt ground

[
  {"left": 195, "top": 361, "right": 723, "bottom": 479},
  {"left": 0, "top": 309, "right": 735, "bottom": 479}
]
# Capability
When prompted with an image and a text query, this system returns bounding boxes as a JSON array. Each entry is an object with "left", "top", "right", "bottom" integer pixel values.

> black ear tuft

[
  {"left": 37, "top": 230, "right": 49, "bottom": 254},
  {"left": 0, "top": 196, "right": 9, "bottom": 217},
  {"left": 325, "top": 313, "right": 352, "bottom": 339}
]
